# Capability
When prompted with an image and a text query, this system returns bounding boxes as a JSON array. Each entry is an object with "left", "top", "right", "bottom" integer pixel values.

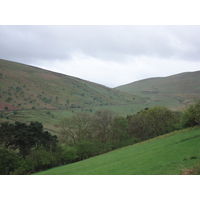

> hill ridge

[
  {"left": 0, "top": 59, "right": 142, "bottom": 112},
  {"left": 116, "top": 70, "right": 200, "bottom": 110},
  {"left": 1, "top": 58, "right": 200, "bottom": 133}
]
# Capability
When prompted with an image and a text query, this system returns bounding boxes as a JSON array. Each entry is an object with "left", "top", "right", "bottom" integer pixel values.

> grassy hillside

[
  {"left": 0, "top": 59, "right": 144, "bottom": 132},
  {"left": 1, "top": 59, "right": 200, "bottom": 134},
  {"left": 116, "top": 71, "right": 200, "bottom": 110},
  {"left": 0, "top": 59, "right": 141, "bottom": 111},
  {"left": 33, "top": 127, "right": 200, "bottom": 175}
]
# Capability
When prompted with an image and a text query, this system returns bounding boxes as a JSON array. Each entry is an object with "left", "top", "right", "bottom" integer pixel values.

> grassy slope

[
  {"left": 34, "top": 127, "right": 200, "bottom": 175},
  {"left": 0, "top": 59, "right": 144, "bottom": 132},
  {"left": 115, "top": 71, "right": 200, "bottom": 111},
  {"left": 1, "top": 59, "right": 200, "bottom": 133},
  {"left": 0, "top": 59, "right": 141, "bottom": 110}
]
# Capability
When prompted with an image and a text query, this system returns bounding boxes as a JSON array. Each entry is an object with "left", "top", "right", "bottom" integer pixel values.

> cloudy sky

[{"left": 0, "top": 25, "right": 200, "bottom": 87}]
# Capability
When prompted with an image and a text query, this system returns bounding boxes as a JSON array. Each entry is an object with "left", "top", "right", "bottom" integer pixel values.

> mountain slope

[
  {"left": 0, "top": 59, "right": 146, "bottom": 132},
  {"left": 0, "top": 59, "right": 141, "bottom": 112},
  {"left": 116, "top": 71, "right": 200, "bottom": 110}
]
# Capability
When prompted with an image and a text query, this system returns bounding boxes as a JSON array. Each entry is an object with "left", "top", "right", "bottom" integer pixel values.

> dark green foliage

[
  {"left": 127, "top": 107, "right": 181, "bottom": 140},
  {"left": 10, "top": 122, "right": 39, "bottom": 157},
  {"left": 190, "top": 156, "right": 197, "bottom": 159},
  {"left": 24, "top": 148, "right": 54, "bottom": 172},
  {"left": 0, "top": 121, "right": 59, "bottom": 174},
  {"left": 110, "top": 116, "right": 131, "bottom": 148},
  {"left": 59, "top": 145, "right": 79, "bottom": 164},
  {"left": 46, "top": 111, "right": 55, "bottom": 118},
  {"left": 6, "top": 97, "right": 12, "bottom": 103},
  {"left": 76, "top": 141, "right": 97, "bottom": 160},
  {"left": 13, "top": 111, "right": 18, "bottom": 115},
  {"left": 182, "top": 99, "right": 200, "bottom": 127},
  {"left": 0, "top": 122, "right": 15, "bottom": 148},
  {"left": 0, "top": 148, "right": 21, "bottom": 175}
]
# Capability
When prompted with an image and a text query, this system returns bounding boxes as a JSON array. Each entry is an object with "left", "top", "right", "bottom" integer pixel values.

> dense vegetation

[
  {"left": 1, "top": 100, "right": 200, "bottom": 175},
  {"left": 0, "top": 121, "right": 58, "bottom": 174}
]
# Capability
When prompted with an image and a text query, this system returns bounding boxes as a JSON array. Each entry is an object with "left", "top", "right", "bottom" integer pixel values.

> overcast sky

[{"left": 0, "top": 25, "right": 200, "bottom": 87}]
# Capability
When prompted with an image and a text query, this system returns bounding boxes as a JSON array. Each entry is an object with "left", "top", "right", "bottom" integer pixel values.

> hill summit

[{"left": 116, "top": 71, "right": 200, "bottom": 110}]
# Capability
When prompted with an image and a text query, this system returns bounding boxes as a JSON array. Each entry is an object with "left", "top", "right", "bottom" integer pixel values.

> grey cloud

[
  {"left": 0, "top": 26, "right": 71, "bottom": 63},
  {"left": 1, "top": 25, "right": 200, "bottom": 64}
]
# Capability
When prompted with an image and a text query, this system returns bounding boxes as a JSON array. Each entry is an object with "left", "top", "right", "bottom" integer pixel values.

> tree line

[{"left": 1, "top": 100, "right": 200, "bottom": 175}]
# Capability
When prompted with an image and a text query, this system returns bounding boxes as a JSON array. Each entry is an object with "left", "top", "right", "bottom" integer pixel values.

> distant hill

[
  {"left": 0, "top": 59, "right": 140, "bottom": 112},
  {"left": 116, "top": 71, "right": 200, "bottom": 110},
  {"left": 1, "top": 59, "right": 200, "bottom": 133}
]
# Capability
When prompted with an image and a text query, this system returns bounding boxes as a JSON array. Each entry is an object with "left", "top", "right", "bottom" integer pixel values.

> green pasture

[
  {"left": 34, "top": 127, "right": 200, "bottom": 175},
  {"left": 0, "top": 102, "right": 152, "bottom": 133}
]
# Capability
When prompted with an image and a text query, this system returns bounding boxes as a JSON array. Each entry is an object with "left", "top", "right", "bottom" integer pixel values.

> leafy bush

[
  {"left": 76, "top": 141, "right": 97, "bottom": 160},
  {"left": 0, "top": 148, "right": 21, "bottom": 175},
  {"left": 182, "top": 100, "right": 200, "bottom": 128},
  {"left": 59, "top": 145, "right": 79, "bottom": 164}
]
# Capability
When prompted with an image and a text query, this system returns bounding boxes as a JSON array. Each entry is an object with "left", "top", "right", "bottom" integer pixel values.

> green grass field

[
  {"left": 0, "top": 103, "right": 146, "bottom": 134},
  {"left": 33, "top": 127, "right": 200, "bottom": 175}
]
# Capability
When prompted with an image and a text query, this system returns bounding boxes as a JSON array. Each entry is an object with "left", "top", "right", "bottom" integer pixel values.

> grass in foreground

[{"left": 33, "top": 127, "right": 200, "bottom": 175}]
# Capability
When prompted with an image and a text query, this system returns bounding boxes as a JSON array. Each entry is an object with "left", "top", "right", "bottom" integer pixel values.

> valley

[
  {"left": 1, "top": 59, "right": 200, "bottom": 175},
  {"left": 1, "top": 59, "right": 200, "bottom": 133}
]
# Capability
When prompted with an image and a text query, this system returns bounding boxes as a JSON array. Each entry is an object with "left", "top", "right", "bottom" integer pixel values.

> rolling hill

[
  {"left": 0, "top": 59, "right": 143, "bottom": 132},
  {"left": 33, "top": 127, "right": 200, "bottom": 175},
  {"left": 1, "top": 59, "right": 200, "bottom": 133},
  {"left": 0, "top": 59, "right": 141, "bottom": 111},
  {"left": 115, "top": 71, "right": 200, "bottom": 110}
]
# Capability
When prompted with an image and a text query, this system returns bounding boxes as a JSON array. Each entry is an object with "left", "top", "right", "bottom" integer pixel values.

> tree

[
  {"left": 127, "top": 110, "right": 150, "bottom": 140},
  {"left": 127, "top": 106, "right": 180, "bottom": 140},
  {"left": 36, "top": 130, "right": 58, "bottom": 156},
  {"left": 0, "top": 121, "right": 58, "bottom": 158},
  {"left": 0, "top": 122, "right": 15, "bottom": 148},
  {"left": 0, "top": 148, "right": 20, "bottom": 175},
  {"left": 92, "top": 109, "right": 115, "bottom": 143},
  {"left": 12, "top": 122, "right": 38, "bottom": 157},
  {"left": 59, "top": 145, "right": 78, "bottom": 164},
  {"left": 182, "top": 100, "right": 200, "bottom": 127},
  {"left": 25, "top": 148, "right": 53, "bottom": 172},
  {"left": 145, "top": 106, "right": 179, "bottom": 136},
  {"left": 60, "top": 113, "right": 93, "bottom": 145},
  {"left": 111, "top": 116, "right": 130, "bottom": 147},
  {"left": 75, "top": 140, "right": 96, "bottom": 160}
]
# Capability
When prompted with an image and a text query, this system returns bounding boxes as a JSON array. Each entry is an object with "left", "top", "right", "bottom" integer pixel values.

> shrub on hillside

[
  {"left": 182, "top": 99, "right": 200, "bottom": 128},
  {"left": 0, "top": 148, "right": 21, "bottom": 175},
  {"left": 127, "top": 107, "right": 181, "bottom": 140}
]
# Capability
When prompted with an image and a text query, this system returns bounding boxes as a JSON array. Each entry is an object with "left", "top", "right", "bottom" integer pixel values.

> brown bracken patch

[{"left": 40, "top": 73, "right": 60, "bottom": 80}]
